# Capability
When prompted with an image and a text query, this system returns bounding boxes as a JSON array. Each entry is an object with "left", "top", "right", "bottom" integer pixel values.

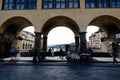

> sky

[
  {"left": 48, "top": 27, "right": 75, "bottom": 45},
  {"left": 23, "top": 26, "right": 35, "bottom": 34},
  {"left": 86, "top": 26, "right": 99, "bottom": 41},
  {"left": 23, "top": 26, "right": 99, "bottom": 45}
]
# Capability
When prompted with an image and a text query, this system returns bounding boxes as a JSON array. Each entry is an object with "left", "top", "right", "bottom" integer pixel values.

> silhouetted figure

[
  {"left": 33, "top": 48, "right": 39, "bottom": 63},
  {"left": 48, "top": 48, "right": 51, "bottom": 56},
  {"left": 51, "top": 47, "right": 54, "bottom": 57},
  {"left": 66, "top": 50, "right": 72, "bottom": 62},
  {"left": 10, "top": 47, "right": 16, "bottom": 62},
  {"left": 16, "top": 47, "right": 20, "bottom": 61},
  {"left": 60, "top": 48, "right": 64, "bottom": 59},
  {"left": 111, "top": 43, "right": 118, "bottom": 64},
  {"left": 87, "top": 47, "right": 93, "bottom": 60}
]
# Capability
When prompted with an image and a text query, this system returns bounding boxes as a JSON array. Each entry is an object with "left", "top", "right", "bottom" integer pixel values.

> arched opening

[
  {"left": 0, "top": 17, "right": 35, "bottom": 59},
  {"left": 41, "top": 16, "right": 80, "bottom": 51},
  {"left": 20, "top": 26, "right": 35, "bottom": 57},
  {"left": 40, "top": 16, "right": 81, "bottom": 60},
  {"left": 41, "top": 16, "right": 80, "bottom": 36},
  {"left": 88, "top": 15, "right": 120, "bottom": 57},
  {"left": 86, "top": 26, "right": 99, "bottom": 41},
  {"left": 47, "top": 26, "right": 75, "bottom": 57}
]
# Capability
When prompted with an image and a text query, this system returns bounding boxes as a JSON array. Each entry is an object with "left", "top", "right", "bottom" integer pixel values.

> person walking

[
  {"left": 33, "top": 48, "right": 39, "bottom": 63},
  {"left": 10, "top": 47, "right": 16, "bottom": 62},
  {"left": 87, "top": 47, "right": 93, "bottom": 60},
  {"left": 51, "top": 47, "right": 54, "bottom": 57},
  {"left": 60, "top": 48, "right": 64, "bottom": 59},
  {"left": 111, "top": 42, "right": 118, "bottom": 64},
  {"left": 16, "top": 47, "right": 21, "bottom": 61}
]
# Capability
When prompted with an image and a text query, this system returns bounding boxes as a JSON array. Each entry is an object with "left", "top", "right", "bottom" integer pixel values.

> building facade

[
  {"left": 0, "top": 0, "right": 120, "bottom": 57},
  {"left": 89, "top": 30, "right": 109, "bottom": 52},
  {"left": 89, "top": 31, "right": 101, "bottom": 52},
  {"left": 17, "top": 30, "right": 35, "bottom": 53}
]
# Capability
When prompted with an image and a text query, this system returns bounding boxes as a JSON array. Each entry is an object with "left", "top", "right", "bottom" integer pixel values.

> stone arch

[
  {"left": 0, "top": 16, "right": 33, "bottom": 34},
  {"left": 41, "top": 16, "right": 80, "bottom": 37},
  {"left": 89, "top": 15, "right": 120, "bottom": 38},
  {"left": 39, "top": 16, "right": 81, "bottom": 52},
  {"left": 88, "top": 15, "right": 120, "bottom": 53},
  {"left": 0, "top": 16, "right": 33, "bottom": 58}
]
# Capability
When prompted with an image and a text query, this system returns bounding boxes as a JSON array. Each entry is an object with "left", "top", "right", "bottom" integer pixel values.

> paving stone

[{"left": 0, "top": 61, "right": 120, "bottom": 80}]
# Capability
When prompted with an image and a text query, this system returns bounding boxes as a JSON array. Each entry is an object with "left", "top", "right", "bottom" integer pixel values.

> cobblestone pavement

[{"left": 0, "top": 61, "right": 120, "bottom": 80}]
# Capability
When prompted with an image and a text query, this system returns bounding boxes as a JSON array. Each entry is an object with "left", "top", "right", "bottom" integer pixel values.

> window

[
  {"left": 111, "top": 0, "right": 116, "bottom": 8},
  {"left": 27, "top": 0, "right": 37, "bottom": 9},
  {"left": 98, "top": 0, "right": 104, "bottom": 8},
  {"left": 22, "top": 43, "right": 24, "bottom": 49},
  {"left": 2, "top": 0, "right": 37, "bottom": 10},
  {"left": 2, "top": 0, "right": 14, "bottom": 10},
  {"left": 103, "top": 0, "right": 109, "bottom": 8},
  {"left": 56, "top": 0, "right": 66, "bottom": 8},
  {"left": 85, "top": 0, "right": 90, "bottom": 8},
  {"left": 85, "top": 0, "right": 120, "bottom": 8},
  {"left": 91, "top": 0, "right": 96, "bottom": 8},
  {"left": 43, "top": 0, "right": 53, "bottom": 9},
  {"left": 117, "top": 0, "right": 120, "bottom": 8},
  {"left": 42, "top": 0, "right": 80, "bottom": 9}
]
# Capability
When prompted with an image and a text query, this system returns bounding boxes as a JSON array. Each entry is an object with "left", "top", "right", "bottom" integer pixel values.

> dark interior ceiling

[{"left": 89, "top": 15, "right": 120, "bottom": 37}]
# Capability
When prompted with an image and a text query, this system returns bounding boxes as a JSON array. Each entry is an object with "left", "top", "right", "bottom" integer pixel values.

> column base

[{"left": 80, "top": 53, "right": 92, "bottom": 61}]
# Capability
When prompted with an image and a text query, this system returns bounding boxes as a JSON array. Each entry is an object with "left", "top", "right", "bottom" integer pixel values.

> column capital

[
  {"left": 43, "top": 36, "right": 48, "bottom": 38},
  {"left": 75, "top": 36, "right": 79, "bottom": 38},
  {"left": 34, "top": 32, "right": 42, "bottom": 35},
  {"left": 79, "top": 32, "right": 87, "bottom": 34}
]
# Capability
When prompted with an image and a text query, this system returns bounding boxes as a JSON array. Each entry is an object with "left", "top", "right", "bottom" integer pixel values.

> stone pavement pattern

[{"left": 0, "top": 62, "right": 120, "bottom": 80}]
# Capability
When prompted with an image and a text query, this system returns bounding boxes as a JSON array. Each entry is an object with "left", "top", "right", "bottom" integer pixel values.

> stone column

[
  {"left": 43, "top": 36, "right": 47, "bottom": 52},
  {"left": 79, "top": 32, "right": 87, "bottom": 53},
  {"left": 75, "top": 36, "right": 79, "bottom": 52},
  {"left": 34, "top": 32, "right": 42, "bottom": 53}
]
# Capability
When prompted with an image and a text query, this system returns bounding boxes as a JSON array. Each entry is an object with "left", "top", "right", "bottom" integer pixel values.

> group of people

[
  {"left": 66, "top": 50, "right": 80, "bottom": 61},
  {"left": 48, "top": 47, "right": 64, "bottom": 59},
  {"left": 66, "top": 47, "right": 93, "bottom": 62},
  {"left": 47, "top": 47, "right": 93, "bottom": 61},
  {"left": 9, "top": 42, "right": 119, "bottom": 64}
]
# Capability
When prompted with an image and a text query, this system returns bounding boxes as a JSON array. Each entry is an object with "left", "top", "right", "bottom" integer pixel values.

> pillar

[
  {"left": 43, "top": 36, "right": 47, "bottom": 52},
  {"left": 75, "top": 36, "right": 79, "bottom": 52},
  {"left": 79, "top": 32, "right": 87, "bottom": 53},
  {"left": 34, "top": 32, "right": 42, "bottom": 53}
]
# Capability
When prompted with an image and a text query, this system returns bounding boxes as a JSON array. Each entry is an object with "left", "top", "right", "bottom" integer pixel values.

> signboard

[{"left": 116, "top": 33, "right": 120, "bottom": 39}]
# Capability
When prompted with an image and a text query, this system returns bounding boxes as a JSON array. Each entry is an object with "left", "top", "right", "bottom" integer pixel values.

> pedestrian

[
  {"left": 87, "top": 47, "right": 93, "bottom": 60},
  {"left": 51, "top": 47, "right": 54, "bottom": 57},
  {"left": 16, "top": 47, "right": 21, "bottom": 61},
  {"left": 60, "top": 48, "right": 64, "bottom": 59},
  {"left": 111, "top": 42, "right": 118, "bottom": 64},
  {"left": 33, "top": 47, "right": 39, "bottom": 63},
  {"left": 10, "top": 47, "right": 16, "bottom": 62},
  {"left": 66, "top": 50, "right": 72, "bottom": 62},
  {"left": 48, "top": 48, "right": 51, "bottom": 56}
]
